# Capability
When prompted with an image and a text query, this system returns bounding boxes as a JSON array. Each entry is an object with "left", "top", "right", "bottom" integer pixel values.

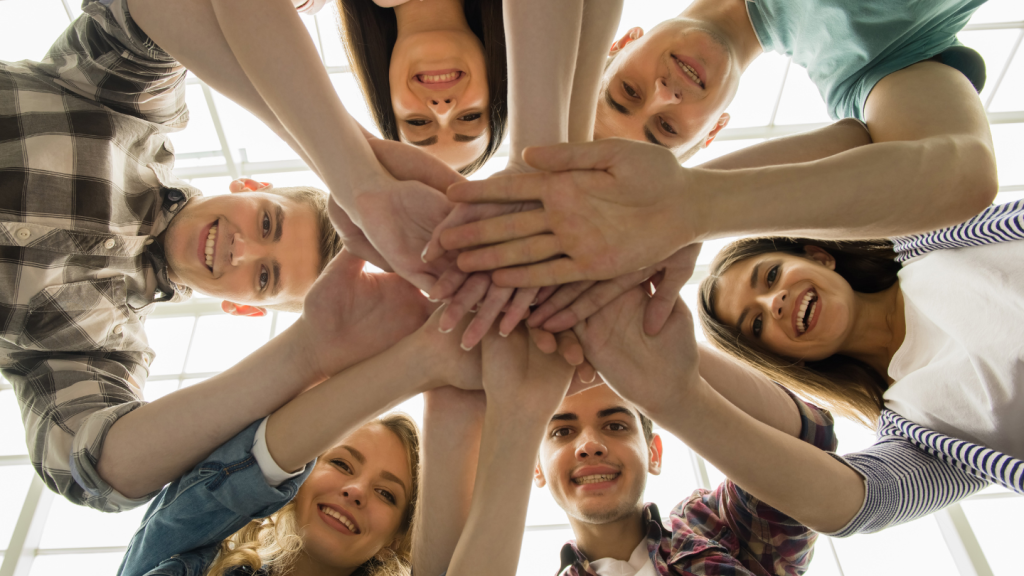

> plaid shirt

[
  {"left": 0, "top": 0, "right": 203, "bottom": 511},
  {"left": 558, "top": 392, "right": 837, "bottom": 576}
]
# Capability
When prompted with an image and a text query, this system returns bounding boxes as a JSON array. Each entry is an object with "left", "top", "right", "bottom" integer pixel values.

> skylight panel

[
  {"left": 165, "top": 84, "right": 221, "bottom": 157},
  {"left": 958, "top": 29, "right": 1022, "bottom": 101},
  {"left": 0, "top": 0, "right": 71, "bottom": 62},
  {"left": 0, "top": 391, "right": 28, "bottom": 456},
  {"left": 988, "top": 40, "right": 1024, "bottom": 112},
  {"left": 830, "top": 517, "right": 958, "bottom": 575},
  {"left": 145, "top": 317, "right": 197, "bottom": 377},
  {"left": 185, "top": 315, "right": 273, "bottom": 374},
  {"left": 0, "top": 466, "right": 33, "bottom": 544},
  {"left": 316, "top": 5, "right": 350, "bottom": 68},
  {"left": 968, "top": 0, "right": 1024, "bottom": 25},
  {"left": 39, "top": 498, "right": 147, "bottom": 550},
  {"left": 772, "top": 64, "right": 832, "bottom": 126},
  {"left": 960, "top": 497, "right": 1024, "bottom": 576},
  {"left": 29, "top": 553, "right": 126, "bottom": 576},
  {"left": 992, "top": 123, "right": 1024, "bottom": 186},
  {"left": 726, "top": 52, "right": 790, "bottom": 129},
  {"left": 209, "top": 91, "right": 301, "bottom": 164}
]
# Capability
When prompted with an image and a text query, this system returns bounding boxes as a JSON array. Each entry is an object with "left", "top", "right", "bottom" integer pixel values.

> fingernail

[
  {"left": 499, "top": 331, "right": 509, "bottom": 338},
  {"left": 460, "top": 342, "right": 473, "bottom": 351},
  {"left": 420, "top": 245, "right": 429, "bottom": 263},
  {"left": 439, "top": 325, "right": 453, "bottom": 334},
  {"left": 427, "top": 296, "right": 439, "bottom": 303}
]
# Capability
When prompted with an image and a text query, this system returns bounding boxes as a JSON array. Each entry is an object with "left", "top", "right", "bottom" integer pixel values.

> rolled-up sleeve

[{"left": 4, "top": 353, "right": 154, "bottom": 512}]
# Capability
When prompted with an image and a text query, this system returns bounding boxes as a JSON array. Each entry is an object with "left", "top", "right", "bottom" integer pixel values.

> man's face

[
  {"left": 595, "top": 20, "right": 742, "bottom": 153},
  {"left": 162, "top": 186, "right": 321, "bottom": 310},
  {"left": 536, "top": 385, "right": 662, "bottom": 525}
]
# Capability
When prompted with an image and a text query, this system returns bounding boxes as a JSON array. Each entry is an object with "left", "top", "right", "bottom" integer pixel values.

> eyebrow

[
  {"left": 343, "top": 445, "right": 366, "bottom": 464},
  {"left": 273, "top": 205, "right": 284, "bottom": 242},
  {"left": 381, "top": 470, "right": 408, "bottom": 496},
  {"left": 410, "top": 135, "right": 439, "bottom": 147},
  {"left": 550, "top": 411, "right": 578, "bottom": 422},
  {"left": 270, "top": 260, "right": 281, "bottom": 297},
  {"left": 750, "top": 262, "right": 761, "bottom": 289},
  {"left": 453, "top": 132, "right": 483, "bottom": 143},
  {"left": 597, "top": 406, "right": 637, "bottom": 421},
  {"left": 604, "top": 87, "right": 630, "bottom": 116}
]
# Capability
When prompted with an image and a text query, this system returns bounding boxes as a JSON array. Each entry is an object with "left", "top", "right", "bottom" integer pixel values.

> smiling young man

[
  {"left": 0, "top": 0, "right": 355, "bottom": 512},
  {"left": 536, "top": 377, "right": 836, "bottom": 574}
]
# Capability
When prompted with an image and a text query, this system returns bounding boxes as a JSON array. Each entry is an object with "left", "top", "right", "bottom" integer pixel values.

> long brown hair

[
  {"left": 698, "top": 237, "right": 902, "bottom": 427},
  {"left": 206, "top": 413, "right": 421, "bottom": 576},
  {"left": 336, "top": 0, "right": 508, "bottom": 175}
]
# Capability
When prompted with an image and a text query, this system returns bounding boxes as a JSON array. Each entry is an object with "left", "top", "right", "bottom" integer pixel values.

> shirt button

[
  {"left": 112, "top": 324, "right": 124, "bottom": 335},
  {"left": 169, "top": 203, "right": 179, "bottom": 211},
  {"left": 17, "top": 228, "right": 30, "bottom": 240},
  {"left": 104, "top": 238, "right": 116, "bottom": 249},
  {"left": 142, "top": 353, "right": 150, "bottom": 364},
  {"left": 144, "top": 238, "right": 154, "bottom": 245}
]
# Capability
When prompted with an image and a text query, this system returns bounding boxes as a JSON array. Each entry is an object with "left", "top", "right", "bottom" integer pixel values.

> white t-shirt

[
  {"left": 589, "top": 540, "right": 657, "bottom": 576},
  {"left": 884, "top": 241, "right": 1024, "bottom": 460}
]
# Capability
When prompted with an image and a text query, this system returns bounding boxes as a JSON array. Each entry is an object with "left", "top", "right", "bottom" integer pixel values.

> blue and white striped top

[{"left": 827, "top": 199, "right": 1024, "bottom": 537}]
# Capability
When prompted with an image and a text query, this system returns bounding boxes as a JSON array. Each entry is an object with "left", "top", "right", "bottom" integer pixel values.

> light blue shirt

[{"left": 745, "top": 0, "right": 987, "bottom": 120}]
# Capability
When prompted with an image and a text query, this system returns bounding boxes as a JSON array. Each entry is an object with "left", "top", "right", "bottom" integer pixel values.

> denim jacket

[{"left": 117, "top": 419, "right": 313, "bottom": 576}]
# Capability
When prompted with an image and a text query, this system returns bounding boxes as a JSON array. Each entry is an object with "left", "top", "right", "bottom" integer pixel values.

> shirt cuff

[
  {"left": 252, "top": 418, "right": 305, "bottom": 487},
  {"left": 295, "top": 0, "right": 328, "bottom": 14}
]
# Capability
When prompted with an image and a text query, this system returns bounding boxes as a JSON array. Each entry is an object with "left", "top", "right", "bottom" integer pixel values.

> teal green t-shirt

[{"left": 745, "top": 0, "right": 987, "bottom": 121}]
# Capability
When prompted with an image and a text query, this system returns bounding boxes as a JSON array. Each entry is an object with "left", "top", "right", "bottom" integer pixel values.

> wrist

[
  {"left": 279, "top": 322, "right": 330, "bottom": 384},
  {"left": 677, "top": 166, "right": 717, "bottom": 243}
]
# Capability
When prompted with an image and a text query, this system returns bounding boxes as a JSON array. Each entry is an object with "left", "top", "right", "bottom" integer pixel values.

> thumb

[{"left": 521, "top": 140, "right": 622, "bottom": 173}]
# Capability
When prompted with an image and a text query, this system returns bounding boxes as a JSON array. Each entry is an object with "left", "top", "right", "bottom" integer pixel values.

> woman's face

[
  {"left": 291, "top": 423, "right": 413, "bottom": 570},
  {"left": 713, "top": 247, "right": 857, "bottom": 361},
  {"left": 389, "top": 29, "right": 491, "bottom": 170}
]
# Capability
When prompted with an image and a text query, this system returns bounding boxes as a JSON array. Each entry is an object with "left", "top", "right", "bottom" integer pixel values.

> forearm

[
  {"left": 504, "top": 0, "right": 583, "bottom": 163},
  {"left": 648, "top": 378, "right": 863, "bottom": 533},
  {"left": 98, "top": 325, "right": 323, "bottom": 498},
  {"left": 699, "top": 118, "right": 871, "bottom": 170},
  {"left": 264, "top": 335, "right": 436, "bottom": 473},
  {"left": 413, "top": 389, "right": 487, "bottom": 576},
  {"left": 696, "top": 344, "right": 800, "bottom": 437},
  {"left": 447, "top": 408, "right": 548, "bottom": 575},
  {"left": 567, "top": 0, "right": 623, "bottom": 143},
  {"left": 209, "top": 0, "right": 383, "bottom": 206},
  {"left": 691, "top": 133, "right": 997, "bottom": 241}
]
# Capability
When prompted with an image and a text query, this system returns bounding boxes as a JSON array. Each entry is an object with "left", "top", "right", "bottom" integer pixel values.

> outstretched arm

[{"left": 574, "top": 288, "right": 864, "bottom": 533}]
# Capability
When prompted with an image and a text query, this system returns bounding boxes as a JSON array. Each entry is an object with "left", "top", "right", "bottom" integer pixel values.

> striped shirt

[{"left": 827, "top": 201, "right": 1024, "bottom": 537}]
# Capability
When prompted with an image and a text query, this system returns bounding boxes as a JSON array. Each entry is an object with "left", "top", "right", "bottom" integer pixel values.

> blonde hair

[
  {"left": 698, "top": 237, "right": 901, "bottom": 427},
  {"left": 206, "top": 413, "right": 421, "bottom": 576}
]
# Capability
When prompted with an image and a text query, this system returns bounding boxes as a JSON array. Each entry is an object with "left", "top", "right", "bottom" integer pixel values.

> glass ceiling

[{"left": 1, "top": 1, "right": 1023, "bottom": 575}]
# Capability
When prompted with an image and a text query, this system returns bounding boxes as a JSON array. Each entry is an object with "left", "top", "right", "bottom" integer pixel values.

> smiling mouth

[
  {"left": 572, "top": 473, "right": 619, "bottom": 485},
  {"left": 796, "top": 288, "right": 818, "bottom": 335},
  {"left": 671, "top": 55, "right": 705, "bottom": 88},
  {"left": 415, "top": 70, "right": 464, "bottom": 90},
  {"left": 319, "top": 504, "right": 360, "bottom": 534},
  {"left": 203, "top": 221, "right": 218, "bottom": 273}
]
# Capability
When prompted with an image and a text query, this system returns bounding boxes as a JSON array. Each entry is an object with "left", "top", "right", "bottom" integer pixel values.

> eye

[
  {"left": 622, "top": 81, "right": 639, "bottom": 99},
  {"left": 405, "top": 119, "right": 430, "bottom": 127},
  {"left": 752, "top": 316, "right": 763, "bottom": 338},
  {"left": 259, "top": 266, "right": 269, "bottom": 291},
  {"left": 458, "top": 112, "right": 482, "bottom": 122},
  {"left": 332, "top": 459, "right": 353, "bottom": 473},
  {"left": 262, "top": 213, "right": 271, "bottom": 238},
  {"left": 766, "top": 265, "right": 779, "bottom": 286},
  {"left": 376, "top": 488, "right": 397, "bottom": 505},
  {"left": 607, "top": 422, "right": 628, "bottom": 432},
  {"left": 551, "top": 427, "right": 572, "bottom": 438},
  {"left": 658, "top": 117, "right": 677, "bottom": 135}
]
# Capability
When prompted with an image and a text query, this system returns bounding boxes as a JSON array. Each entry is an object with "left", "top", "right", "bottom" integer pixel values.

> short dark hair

[
  {"left": 638, "top": 410, "right": 654, "bottom": 445},
  {"left": 336, "top": 0, "right": 508, "bottom": 176},
  {"left": 698, "top": 237, "right": 901, "bottom": 426},
  {"left": 263, "top": 185, "right": 343, "bottom": 313}
]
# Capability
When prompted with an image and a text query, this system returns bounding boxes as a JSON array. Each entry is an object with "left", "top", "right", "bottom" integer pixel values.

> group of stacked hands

[{"left": 2, "top": 0, "right": 1020, "bottom": 575}]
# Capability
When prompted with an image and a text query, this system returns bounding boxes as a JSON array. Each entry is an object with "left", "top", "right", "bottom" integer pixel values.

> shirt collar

[{"left": 558, "top": 503, "right": 666, "bottom": 575}]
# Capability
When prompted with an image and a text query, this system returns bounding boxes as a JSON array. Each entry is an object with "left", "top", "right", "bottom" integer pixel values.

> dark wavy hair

[
  {"left": 698, "top": 237, "right": 902, "bottom": 426},
  {"left": 336, "top": 0, "right": 507, "bottom": 175}
]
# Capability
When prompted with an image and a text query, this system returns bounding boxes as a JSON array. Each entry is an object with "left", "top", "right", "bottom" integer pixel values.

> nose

[
  {"left": 230, "top": 232, "right": 268, "bottom": 266},
  {"left": 758, "top": 290, "right": 787, "bottom": 320},
  {"left": 427, "top": 97, "right": 456, "bottom": 121},
  {"left": 575, "top": 435, "right": 607, "bottom": 460},
  {"left": 342, "top": 485, "right": 366, "bottom": 508},
  {"left": 652, "top": 78, "right": 682, "bottom": 106}
]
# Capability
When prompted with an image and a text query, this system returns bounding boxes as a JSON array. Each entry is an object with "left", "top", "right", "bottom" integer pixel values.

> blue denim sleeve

[{"left": 117, "top": 419, "right": 314, "bottom": 576}]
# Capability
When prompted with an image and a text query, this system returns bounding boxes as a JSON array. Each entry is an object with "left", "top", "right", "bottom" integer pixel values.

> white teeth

[
  {"left": 320, "top": 505, "right": 358, "bottom": 533},
  {"left": 204, "top": 225, "right": 217, "bottom": 269},
  {"left": 796, "top": 289, "right": 816, "bottom": 334},
  {"left": 420, "top": 72, "right": 459, "bottom": 83},
  {"left": 573, "top": 473, "right": 618, "bottom": 485},
  {"left": 675, "top": 59, "right": 704, "bottom": 87}
]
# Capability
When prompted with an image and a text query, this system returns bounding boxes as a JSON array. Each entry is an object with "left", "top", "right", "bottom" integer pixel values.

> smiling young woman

[{"left": 337, "top": 0, "right": 508, "bottom": 175}]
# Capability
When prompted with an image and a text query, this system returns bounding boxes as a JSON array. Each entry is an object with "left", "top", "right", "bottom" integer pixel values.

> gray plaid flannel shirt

[{"left": 0, "top": 0, "right": 203, "bottom": 512}]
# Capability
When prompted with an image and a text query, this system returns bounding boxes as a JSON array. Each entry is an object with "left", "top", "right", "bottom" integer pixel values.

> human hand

[
  {"left": 528, "top": 244, "right": 702, "bottom": 335},
  {"left": 440, "top": 139, "right": 698, "bottom": 287},
  {"left": 572, "top": 286, "right": 700, "bottom": 409},
  {"left": 292, "top": 249, "right": 437, "bottom": 382},
  {"left": 481, "top": 324, "right": 575, "bottom": 416},
  {"left": 415, "top": 303, "right": 484, "bottom": 392}
]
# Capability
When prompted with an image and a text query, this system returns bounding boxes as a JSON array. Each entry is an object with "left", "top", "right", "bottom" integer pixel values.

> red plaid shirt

[{"left": 557, "top": 391, "right": 837, "bottom": 576}]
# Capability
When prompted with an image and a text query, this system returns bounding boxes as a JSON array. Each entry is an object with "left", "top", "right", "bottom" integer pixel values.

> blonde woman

[{"left": 117, "top": 306, "right": 484, "bottom": 576}]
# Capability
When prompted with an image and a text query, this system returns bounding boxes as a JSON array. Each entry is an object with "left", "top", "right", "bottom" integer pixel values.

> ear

[
  {"left": 703, "top": 113, "right": 730, "bottom": 148},
  {"left": 534, "top": 462, "right": 548, "bottom": 488},
  {"left": 802, "top": 245, "right": 836, "bottom": 270},
  {"left": 647, "top": 433, "right": 664, "bottom": 476},
  {"left": 228, "top": 178, "right": 273, "bottom": 194},
  {"left": 221, "top": 301, "right": 268, "bottom": 317},
  {"left": 609, "top": 27, "right": 644, "bottom": 55}
]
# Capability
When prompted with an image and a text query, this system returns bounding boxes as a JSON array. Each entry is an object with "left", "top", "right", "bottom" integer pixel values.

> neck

[
  {"left": 568, "top": 506, "right": 646, "bottom": 562},
  {"left": 394, "top": 0, "right": 470, "bottom": 36},
  {"left": 680, "top": 0, "right": 762, "bottom": 71},
  {"left": 839, "top": 282, "right": 906, "bottom": 380},
  {"left": 286, "top": 552, "right": 354, "bottom": 576}
]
